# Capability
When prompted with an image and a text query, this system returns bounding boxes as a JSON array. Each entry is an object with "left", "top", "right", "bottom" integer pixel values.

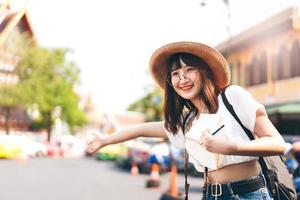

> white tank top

[{"left": 164, "top": 85, "right": 263, "bottom": 172}]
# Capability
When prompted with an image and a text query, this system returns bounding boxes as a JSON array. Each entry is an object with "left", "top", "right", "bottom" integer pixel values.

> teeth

[{"left": 181, "top": 86, "right": 191, "bottom": 90}]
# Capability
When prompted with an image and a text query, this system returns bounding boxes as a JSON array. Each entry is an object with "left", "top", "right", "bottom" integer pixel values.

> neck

[{"left": 191, "top": 98, "right": 208, "bottom": 115}]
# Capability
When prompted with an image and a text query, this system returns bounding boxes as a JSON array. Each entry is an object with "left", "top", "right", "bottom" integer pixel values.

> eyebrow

[{"left": 171, "top": 65, "right": 194, "bottom": 71}]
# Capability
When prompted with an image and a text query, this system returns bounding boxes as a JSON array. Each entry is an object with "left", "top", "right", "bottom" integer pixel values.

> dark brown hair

[{"left": 163, "top": 53, "right": 219, "bottom": 134}]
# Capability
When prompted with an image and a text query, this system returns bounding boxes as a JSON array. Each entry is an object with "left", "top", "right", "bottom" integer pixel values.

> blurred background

[{"left": 1, "top": 0, "right": 300, "bottom": 200}]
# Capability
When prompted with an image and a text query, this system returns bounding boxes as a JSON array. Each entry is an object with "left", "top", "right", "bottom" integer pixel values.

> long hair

[{"left": 163, "top": 53, "right": 219, "bottom": 134}]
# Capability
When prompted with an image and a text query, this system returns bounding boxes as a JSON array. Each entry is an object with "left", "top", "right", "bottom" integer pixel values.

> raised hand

[{"left": 86, "top": 133, "right": 107, "bottom": 154}]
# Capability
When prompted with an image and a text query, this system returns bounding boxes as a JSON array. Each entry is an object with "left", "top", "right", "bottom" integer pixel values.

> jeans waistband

[{"left": 207, "top": 174, "right": 266, "bottom": 197}]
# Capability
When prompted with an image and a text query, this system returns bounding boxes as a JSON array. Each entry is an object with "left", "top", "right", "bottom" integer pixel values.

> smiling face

[
  {"left": 166, "top": 53, "right": 212, "bottom": 103},
  {"left": 169, "top": 63, "right": 202, "bottom": 101},
  {"left": 163, "top": 52, "right": 218, "bottom": 134}
]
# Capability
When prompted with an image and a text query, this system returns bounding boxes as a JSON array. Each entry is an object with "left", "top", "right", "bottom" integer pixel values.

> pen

[
  {"left": 212, "top": 124, "right": 225, "bottom": 135},
  {"left": 185, "top": 124, "right": 225, "bottom": 143}
]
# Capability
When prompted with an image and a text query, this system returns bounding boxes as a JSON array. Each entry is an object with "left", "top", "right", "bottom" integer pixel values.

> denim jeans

[
  {"left": 206, "top": 186, "right": 272, "bottom": 200},
  {"left": 205, "top": 172, "right": 273, "bottom": 200}
]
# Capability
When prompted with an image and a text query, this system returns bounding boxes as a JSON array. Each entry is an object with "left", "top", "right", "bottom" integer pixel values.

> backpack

[{"left": 221, "top": 89, "right": 296, "bottom": 200}]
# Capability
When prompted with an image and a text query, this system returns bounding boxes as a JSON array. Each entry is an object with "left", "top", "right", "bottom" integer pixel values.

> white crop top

[{"left": 164, "top": 85, "right": 264, "bottom": 172}]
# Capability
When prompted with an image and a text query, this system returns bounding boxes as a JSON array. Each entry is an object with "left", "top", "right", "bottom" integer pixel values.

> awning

[{"left": 266, "top": 102, "right": 300, "bottom": 115}]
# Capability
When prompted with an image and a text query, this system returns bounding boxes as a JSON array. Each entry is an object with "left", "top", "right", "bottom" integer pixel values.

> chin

[
  {"left": 176, "top": 88, "right": 200, "bottom": 100},
  {"left": 180, "top": 93, "right": 198, "bottom": 100}
]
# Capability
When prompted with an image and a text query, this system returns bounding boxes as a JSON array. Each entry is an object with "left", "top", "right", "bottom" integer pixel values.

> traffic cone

[
  {"left": 131, "top": 161, "right": 139, "bottom": 176},
  {"left": 160, "top": 165, "right": 183, "bottom": 200},
  {"left": 146, "top": 163, "right": 160, "bottom": 188},
  {"left": 15, "top": 155, "right": 27, "bottom": 165}
]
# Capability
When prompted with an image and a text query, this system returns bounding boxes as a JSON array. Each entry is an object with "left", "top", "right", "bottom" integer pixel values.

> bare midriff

[{"left": 207, "top": 160, "right": 261, "bottom": 184}]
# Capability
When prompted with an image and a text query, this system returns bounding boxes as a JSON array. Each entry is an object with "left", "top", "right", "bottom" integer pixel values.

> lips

[{"left": 180, "top": 84, "right": 193, "bottom": 91}]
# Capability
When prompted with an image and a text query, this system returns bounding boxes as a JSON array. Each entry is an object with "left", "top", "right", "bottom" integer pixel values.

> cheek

[
  {"left": 193, "top": 82, "right": 202, "bottom": 92},
  {"left": 173, "top": 87, "right": 181, "bottom": 95}
]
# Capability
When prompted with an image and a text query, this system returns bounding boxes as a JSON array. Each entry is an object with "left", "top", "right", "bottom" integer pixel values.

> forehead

[{"left": 171, "top": 57, "right": 188, "bottom": 70}]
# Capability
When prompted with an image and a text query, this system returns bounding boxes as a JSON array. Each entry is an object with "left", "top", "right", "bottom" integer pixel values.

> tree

[
  {"left": 0, "top": 33, "right": 32, "bottom": 134},
  {"left": 17, "top": 46, "right": 86, "bottom": 141},
  {"left": 0, "top": 83, "right": 22, "bottom": 134},
  {"left": 127, "top": 86, "right": 163, "bottom": 122}
]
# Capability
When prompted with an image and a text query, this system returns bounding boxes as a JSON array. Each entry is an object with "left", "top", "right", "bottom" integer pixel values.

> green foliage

[
  {"left": 127, "top": 86, "right": 163, "bottom": 122},
  {"left": 0, "top": 84, "right": 22, "bottom": 107},
  {"left": 17, "top": 46, "right": 86, "bottom": 136},
  {"left": 0, "top": 32, "right": 34, "bottom": 134}
]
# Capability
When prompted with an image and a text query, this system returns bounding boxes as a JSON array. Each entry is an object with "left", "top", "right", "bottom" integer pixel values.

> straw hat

[{"left": 149, "top": 41, "right": 231, "bottom": 90}]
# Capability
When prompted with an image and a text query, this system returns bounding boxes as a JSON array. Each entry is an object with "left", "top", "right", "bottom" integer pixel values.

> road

[{"left": 0, "top": 157, "right": 203, "bottom": 200}]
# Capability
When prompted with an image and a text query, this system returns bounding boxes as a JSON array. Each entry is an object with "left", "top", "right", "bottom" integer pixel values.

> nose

[
  {"left": 177, "top": 74, "right": 189, "bottom": 86},
  {"left": 178, "top": 73, "right": 187, "bottom": 81}
]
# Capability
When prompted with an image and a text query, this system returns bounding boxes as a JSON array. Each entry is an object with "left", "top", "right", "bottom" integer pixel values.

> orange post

[
  {"left": 15, "top": 155, "right": 27, "bottom": 165},
  {"left": 131, "top": 161, "right": 139, "bottom": 176},
  {"left": 160, "top": 164, "right": 183, "bottom": 200},
  {"left": 169, "top": 165, "right": 179, "bottom": 196},
  {"left": 146, "top": 163, "right": 160, "bottom": 188}
]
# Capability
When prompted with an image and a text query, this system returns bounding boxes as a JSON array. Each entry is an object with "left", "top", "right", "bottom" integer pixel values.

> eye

[
  {"left": 186, "top": 67, "right": 196, "bottom": 71},
  {"left": 171, "top": 71, "right": 179, "bottom": 76}
]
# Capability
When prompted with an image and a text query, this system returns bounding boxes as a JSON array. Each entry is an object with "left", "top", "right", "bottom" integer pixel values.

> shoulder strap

[
  {"left": 220, "top": 89, "right": 268, "bottom": 171},
  {"left": 182, "top": 111, "right": 192, "bottom": 200},
  {"left": 184, "top": 149, "right": 190, "bottom": 200}
]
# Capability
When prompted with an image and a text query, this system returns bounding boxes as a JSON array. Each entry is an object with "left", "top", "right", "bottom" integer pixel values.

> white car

[
  {"left": 61, "top": 135, "right": 85, "bottom": 158},
  {"left": 10, "top": 134, "right": 47, "bottom": 158}
]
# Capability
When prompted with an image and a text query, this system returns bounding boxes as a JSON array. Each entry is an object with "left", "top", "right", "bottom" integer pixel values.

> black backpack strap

[
  {"left": 184, "top": 149, "right": 190, "bottom": 200},
  {"left": 220, "top": 89, "right": 268, "bottom": 171},
  {"left": 202, "top": 167, "right": 209, "bottom": 200},
  {"left": 182, "top": 110, "right": 192, "bottom": 200}
]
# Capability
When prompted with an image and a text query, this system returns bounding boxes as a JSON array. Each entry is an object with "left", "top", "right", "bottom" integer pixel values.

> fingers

[
  {"left": 200, "top": 128, "right": 210, "bottom": 142},
  {"left": 199, "top": 128, "right": 213, "bottom": 148},
  {"left": 86, "top": 134, "right": 104, "bottom": 154},
  {"left": 86, "top": 133, "right": 107, "bottom": 154},
  {"left": 86, "top": 138, "right": 97, "bottom": 154},
  {"left": 87, "top": 140, "right": 93, "bottom": 146},
  {"left": 87, "top": 133, "right": 98, "bottom": 145},
  {"left": 86, "top": 144, "right": 98, "bottom": 154}
]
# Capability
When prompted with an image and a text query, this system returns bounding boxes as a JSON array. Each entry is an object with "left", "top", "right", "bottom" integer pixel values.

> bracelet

[{"left": 283, "top": 142, "right": 293, "bottom": 156}]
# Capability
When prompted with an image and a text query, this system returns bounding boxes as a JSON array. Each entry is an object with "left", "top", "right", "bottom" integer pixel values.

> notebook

[{"left": 185, "top": 113, "right": 229, "bottom": 169}]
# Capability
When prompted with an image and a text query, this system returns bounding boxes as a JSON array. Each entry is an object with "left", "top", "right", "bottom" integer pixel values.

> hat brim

[{"left": 149, "top": 41, "right": 231, "bottom": 90}]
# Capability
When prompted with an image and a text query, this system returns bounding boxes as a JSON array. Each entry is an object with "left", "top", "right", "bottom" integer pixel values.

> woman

[{"left": 86, "top": 41, "right": 288, "bottom": 199}]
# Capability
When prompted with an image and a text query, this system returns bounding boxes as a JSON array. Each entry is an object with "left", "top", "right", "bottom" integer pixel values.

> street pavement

[{"left": 0, "top": 157, "right": 203, "bottom": 200}]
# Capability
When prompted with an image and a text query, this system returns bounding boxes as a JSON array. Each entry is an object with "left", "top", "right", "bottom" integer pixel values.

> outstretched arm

[{"left": 86, "top": 121, "right": 166, "bottom": 154}]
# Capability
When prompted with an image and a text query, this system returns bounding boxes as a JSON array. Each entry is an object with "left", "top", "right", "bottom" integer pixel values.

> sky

[{"left": 11, "top": 0, "right": 300, "bottom": 113}]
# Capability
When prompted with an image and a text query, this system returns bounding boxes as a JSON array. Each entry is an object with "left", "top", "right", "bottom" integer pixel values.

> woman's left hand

[{"left": 200, "top": 129, "right": 236, "bottom": 155}]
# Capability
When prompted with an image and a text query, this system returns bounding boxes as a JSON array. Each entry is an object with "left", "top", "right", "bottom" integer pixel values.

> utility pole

[{"left": 200, "top": 0, "right": 232, "bottom": 53}]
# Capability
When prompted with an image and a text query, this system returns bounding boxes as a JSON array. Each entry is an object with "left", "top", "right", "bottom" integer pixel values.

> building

[
  {"left": 216, "top": 6, "right": 300, "bottom": 137},
  {"left": 0, "top": 1, "right": 35, "bottom": 132},
  {"left": 83, "top": 94, "right": 144, "bottom": 134}
]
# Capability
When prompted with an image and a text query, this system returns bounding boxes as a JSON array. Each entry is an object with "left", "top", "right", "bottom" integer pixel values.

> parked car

[
  {"left": 44, "top": 141, "right": 64, "bottom": 157},
  {"left": 61, "top": 135, "right": 85, "bottom": 158},
  {"left": 0, "top": 134, "right": 22, "bottom": 159},
  {"left": 96, "top": 143, "right": 126, "bottom": 160},
  {"left": 128, "top": 137, "right": 170, "bottom": 173},
  {"left": 115, "top": 141, "right": 133, "bottom": 170},
  {"left": 149, "top": 142, "right": 170, "bottom": 172},
  {"left": 9, "top": 134, "right": 47, "bottom": 158},
  {"left": 170, "top": 146, "right": 203, "bottom": 177}
]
